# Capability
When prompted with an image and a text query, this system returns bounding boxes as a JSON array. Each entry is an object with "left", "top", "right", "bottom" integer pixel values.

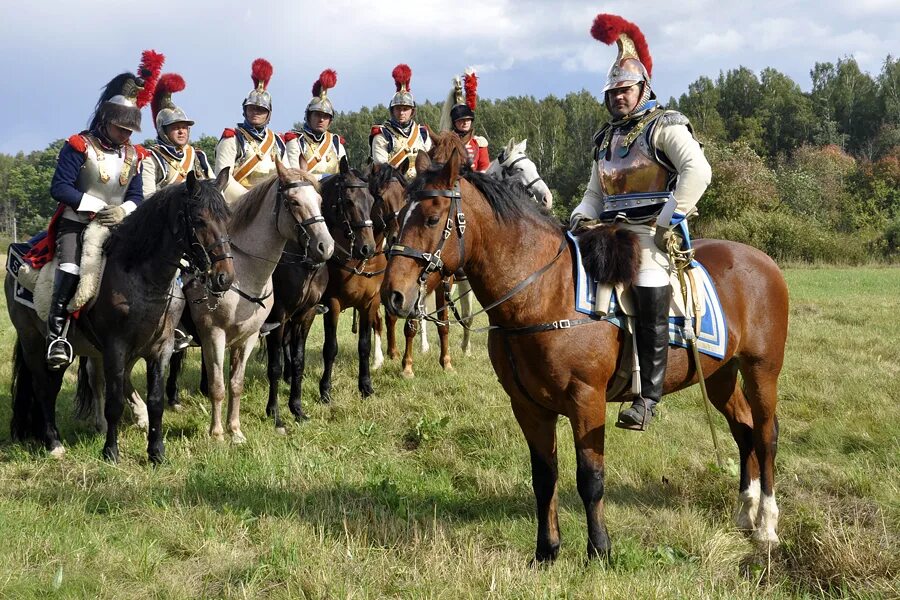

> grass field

[{"left": 0, "top": 267, "right": 898, "bottom": 599}]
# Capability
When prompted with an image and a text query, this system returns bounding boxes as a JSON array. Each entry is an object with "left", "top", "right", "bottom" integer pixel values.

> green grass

[{"left": 0, "top": 267, "right": 898, "bottom": 598}]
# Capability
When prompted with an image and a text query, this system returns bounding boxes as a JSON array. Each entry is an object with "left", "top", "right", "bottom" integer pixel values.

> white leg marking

[
  {"left": 372, "top": 332, "right": 384, "bottom": 371},
  {"left": 751, "top": 493, "right": 780, "bottom": 545},
  {"left": 735, "top": 478, "right": 761, "bottom": 531}
]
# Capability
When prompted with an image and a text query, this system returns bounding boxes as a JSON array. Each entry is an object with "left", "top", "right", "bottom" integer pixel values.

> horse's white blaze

[
  {"left": 752, "top": 493, "right": 780, "bottom": 545},
  {"left": 372, "top": 332, "right": 384, "bottom": 370},
  {"left": 735, "top": 478, "right": 760, "bottom": 531}
]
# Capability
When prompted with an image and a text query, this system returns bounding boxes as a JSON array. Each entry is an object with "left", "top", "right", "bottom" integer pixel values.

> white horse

[{"left": 188, "top": 161, "right": 334, "bottom": 442}]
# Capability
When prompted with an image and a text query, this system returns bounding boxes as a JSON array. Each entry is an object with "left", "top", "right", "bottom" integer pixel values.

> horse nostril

[
  {"left": 390, "top": 290, "right": 405, "bottom": 312},
  {"left": 361, "top": 244, "right": 371, "bottom": 258},
  {"left": 216, "top": 273, "right": 229, "bottom": 289}
]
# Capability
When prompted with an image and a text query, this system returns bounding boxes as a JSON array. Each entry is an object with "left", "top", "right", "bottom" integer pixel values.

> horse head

[
  {"left": 274, "top": 158, "right": 335, "bottom": 263},
  {"left": 489, "top": 138, "right": 553, "bottom": 209},
  {"left": 368, "top": 160, "right": 408, "bottom": 246},
  {"left": 322, "top": 156, "right": 377, "bottom": 261},
  {"left": 181, "top": 169, "right": 236, "bottom": 294}
]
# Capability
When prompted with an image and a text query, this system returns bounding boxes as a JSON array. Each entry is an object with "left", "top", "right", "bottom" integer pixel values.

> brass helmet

[
  {"left": 591, "top": 14, "right": 653, "bottom": 96},
  {"left": 152, "top": 73, "right": 195, "bottom": 140},
  {"left": 243, "top": 58, "right": 274, "bottom": 114},
  {"left": 306, "top": 69, "right": 337, "bottom": 118},
  {"left": 89, "top": 49, "right": 165, "bottom": 134},
  {"left": 389, "top": 64, "right": 415, "bottom": 108}
]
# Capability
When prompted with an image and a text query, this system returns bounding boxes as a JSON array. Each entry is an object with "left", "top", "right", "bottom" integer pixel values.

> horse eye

[{"left": 426, "top": 215, "right": 440, "bottom": 227}]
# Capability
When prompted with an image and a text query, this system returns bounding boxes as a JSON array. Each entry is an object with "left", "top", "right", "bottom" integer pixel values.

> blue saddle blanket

[{"left": 567, "top": 231, "right": 727, "bottom": 359}]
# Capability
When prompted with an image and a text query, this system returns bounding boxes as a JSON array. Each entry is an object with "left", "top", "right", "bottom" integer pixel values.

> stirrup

[
  {"left": 46, "top": 336, "right": 74, "bottom": 371},
  {"left": 173, "top": 328, "right": 193, "bottom": 353},
  {"left": 615, "top": 397, "right": 656, "bottom": 431}
]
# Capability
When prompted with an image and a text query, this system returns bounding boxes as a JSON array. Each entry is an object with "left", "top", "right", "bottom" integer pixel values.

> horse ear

[
  {"left": 339, "top": 155, "right": 350, "bottom": 175},
  {"left": 415, "top": 152, "right": 431, "bottom": 176},
  {"left": 505, "top": 138, "right": 514, "bottom": 154},
  {"left": 399, "top": 157, "right": 410, "bottom": 176},
  {"left": 297, "top": 154, "right": 309, "bottom": 172},
  {"left": 186, "top": 170, "right": 198, "bottom": 194},
  {"left": 517, "top": 139, "right": 528, "bottom": 153},
  {"left": 214, "top": 167, "right": 230, "bottom": 193},
  {"left": 275, "top": 157, "right": 288, "bottom": 181}
]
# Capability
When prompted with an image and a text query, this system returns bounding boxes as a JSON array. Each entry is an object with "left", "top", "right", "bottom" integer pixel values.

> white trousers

[{"left": 621, "top": 223, "right": 671, "bottom": 288}]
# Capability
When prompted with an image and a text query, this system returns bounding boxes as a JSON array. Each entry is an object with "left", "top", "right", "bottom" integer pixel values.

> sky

[{"left": 1, "top": 0, "right": 897, "bottom": 155}]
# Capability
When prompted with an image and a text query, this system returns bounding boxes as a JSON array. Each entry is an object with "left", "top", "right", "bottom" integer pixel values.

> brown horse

[{"left": 383, "top": 139, "right": 788, "bottom": 562}]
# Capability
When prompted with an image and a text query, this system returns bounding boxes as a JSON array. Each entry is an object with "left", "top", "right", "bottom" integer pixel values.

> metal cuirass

[
  {"left": 299, "top": 132, "right": 340, "bottom": 177},
  {"left": 75, "top": 135, "right": 136, "bottom": 204}
]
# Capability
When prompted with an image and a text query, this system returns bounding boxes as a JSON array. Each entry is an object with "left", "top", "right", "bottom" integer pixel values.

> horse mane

[
  {"left": 369, "top": 164, "right": 407, "bottom": 194},
  {"left": 229, "top": 168, "right": 319, "bottom": 234},
  {"left": 107, "top": 180, "right": 230, "bottom": 269}
]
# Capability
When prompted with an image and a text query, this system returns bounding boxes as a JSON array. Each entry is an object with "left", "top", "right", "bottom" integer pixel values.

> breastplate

[
  {"left": 302, "top": 133, "right": 340, "bottom": 177},
  {"left": 153, "top": 146, "right": 198, "bottom": 189},
  {"left": 598, "top": 127, "right": 669, "bottom": 196},
  {"left": 243, "top": 152, "right": 277, "bottom": 188},
  {"left": 75, "top": 135, "right": 136, "bottom": 204}
]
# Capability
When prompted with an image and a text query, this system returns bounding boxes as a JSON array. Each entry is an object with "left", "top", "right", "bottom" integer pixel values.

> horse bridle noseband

[{"left": 177, "top": 192, "right": 234, "bottom": 306}]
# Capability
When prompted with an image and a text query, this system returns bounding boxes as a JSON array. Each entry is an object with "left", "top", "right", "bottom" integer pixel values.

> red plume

[
  {"left": 251, "top": 58, "right": 274, "bottom": 90},
  {"left": 152, "top": 73, "right": 186, "bottom": 122},
  {"left": 392, "top": 64, "right": 412, "bottom": 91},
  {"left": 463, "top": 70, "right": 478, "bottom": 111},
  {"left": 135, "top": 49, "right": 165, "bottom": 108},
  {"left": 590, "top": 14, "right": 652, "bottom": 77},
  {"left": 312, "top": 69, "right": 337, "bottom": 97}
]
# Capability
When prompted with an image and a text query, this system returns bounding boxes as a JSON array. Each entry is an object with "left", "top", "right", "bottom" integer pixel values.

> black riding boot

[
  {"left": 617, "top": 285, "right": 671, "bottom": 431},
  {"left": 46, "top": 269, "right": 80, "bottom": 370}
]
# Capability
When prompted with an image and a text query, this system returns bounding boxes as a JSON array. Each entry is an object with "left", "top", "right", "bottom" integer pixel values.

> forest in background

[{"left": 2, "top": 55, "right": 897, "bottom": 263}]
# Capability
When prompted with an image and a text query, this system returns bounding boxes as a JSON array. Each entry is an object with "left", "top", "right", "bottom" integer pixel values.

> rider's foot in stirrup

[
  {"left": 46, "top": 337, "right": 74, "bottom": 371},
  {"left": 615, "top": 397, "right": 658, "bottom": 431},
  {"left": 173, "top": 328, "right": 193, "bottom": 353}
]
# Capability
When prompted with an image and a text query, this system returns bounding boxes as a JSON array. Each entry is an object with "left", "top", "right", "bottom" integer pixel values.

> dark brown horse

[
  {"left": 383, "top": 138, "right": 787, "bottom": 562},
  {"left": 7, "top": 171, "right": 236, "bottom": 463}
]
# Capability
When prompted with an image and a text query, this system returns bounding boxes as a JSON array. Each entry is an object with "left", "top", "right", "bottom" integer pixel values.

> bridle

[
  {"left": 176, "top": 190, "right": 234, "bottom": 307},
  {"left": 500, "top": 152, "right": 545, "bottom": 199},
  {"left": 371, "top": 175, "right": 404, "bottom": 237},
  {"left": 274, "top": 177, "right": 328, "bottom": 268},
  {"left": 326, "top": 174, "right": 382, "bottom": 277}
]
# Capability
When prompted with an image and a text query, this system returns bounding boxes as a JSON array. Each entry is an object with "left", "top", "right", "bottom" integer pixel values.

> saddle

[{"left": 7, "top": 221, "right": 111, "bottom": 320}]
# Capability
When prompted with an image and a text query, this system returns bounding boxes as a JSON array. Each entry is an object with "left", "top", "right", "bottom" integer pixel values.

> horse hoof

[
  {"left": 359, "top": 381, "right": 374, "bottom": 397},
  {"left": 530, "top": 546, "right": 560, "bottom": 566},
  {"left": 170, "top": 402, "right": 185, "bottom": 413},
  {"left": 401, "top": 368, "right": 414, "bottom": 379},
  {"left": 48, "top": 444, "right": 66, "bottom": 459},
  {"left": 319, "top": 392, "right": 332, "bottom": 405},
  {"left": 210, "top": 431, "right": 225, "bottom": 442},
  {"left": 442, "top": 362, "right": 455, "bottom": 372},
  {"left": 148, "top": 449, "right": 164, "bottom": 465},
  {"left": 102, "top": 446, "right": 119, "bottom": 463},
  {"left": 275, "top": 426, "right": 287, "bottom": 436},
  {"left": 372, "top": 358, "right": 384, "bottom": 371},
  {"left": 231, "top": 431, "right": 247, "bottom": 445},
  {"left": 265, "top": 406, "right": 276, "bottom": 418},
  {"left": 751, "top": 528, "right": 780, "bottom": 547}
]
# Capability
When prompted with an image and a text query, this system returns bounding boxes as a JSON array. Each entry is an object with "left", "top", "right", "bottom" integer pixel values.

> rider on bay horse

[
  {"left": 42, "top": 50, "right": 164, "bottom": 370},
  {"left": 570, "top": 14, "right": 712, "bottom": 431},
  {"left": 215, "top": 58, "right": 287, "bottom": 204},
  {"left": 143, "top": 71, "right": 213, "bottom": 352},
  {"left": 439, "top": 67, "right": 490, "bottom": 172},
  {"left": 370, "top": 64, "right": 432, "bottom": 180},
  {"left": 284, "top": 69, "right": 349, "bottom": 179}
]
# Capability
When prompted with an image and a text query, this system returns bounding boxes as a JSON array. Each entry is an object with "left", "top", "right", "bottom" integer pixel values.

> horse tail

[
  {"left": 10, "top": 338, "right": 39, "bottom": 440},
  {"left": 74, "top": 357, "right": 95, "bottom": 420},
  {"left": 575, "top": 225, "right": 641, "bottom": 286}
]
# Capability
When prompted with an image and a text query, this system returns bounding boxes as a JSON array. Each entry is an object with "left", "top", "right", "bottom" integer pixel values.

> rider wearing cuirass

[
  {"left": 142, "top": 72, "right": 213, "bottom": 198},
  {"left": 284, "top": 69, "right": 349, "bottom": 180},
  {"left": 570, "top": 14, "right": 712, "bottom": 431},
  {"left": 439, "top": 67, "right": 489, "bottom": 172},
  {"left": 44, "top": 51, "right": 164, "bottom": 369},
  {"left": 370, "top": 64, "right": 432, "bottom": 180},
  {"left": 215, "top": 58, "right": 287, "bottom": 204}
]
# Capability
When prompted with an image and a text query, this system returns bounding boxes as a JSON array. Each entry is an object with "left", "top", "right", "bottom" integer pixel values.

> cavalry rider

[
  {"left": 570, "top": 14, "right": 712, "bottom": 431},
  {"left": 439, "top": 68, "right": 489, "bottom": 172},
  {"left": 43, "top": 50, "right": 164, "bottom": 370},
  {"left": 143, "top": 72, "right": 213, "bottom": 197},
  {"left": 215, "top": 58, "right": 287, "bottom": 204},
  {"left": 284, "top": 69, "right": 349, "bottom": 179},
  {"left": 370, "top": 64, "right": 432, "bottom": 179}
]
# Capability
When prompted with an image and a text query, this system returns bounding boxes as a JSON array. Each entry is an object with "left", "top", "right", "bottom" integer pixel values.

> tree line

[{"left": 2, "top": 55, "right": 897, "bottom": 263}]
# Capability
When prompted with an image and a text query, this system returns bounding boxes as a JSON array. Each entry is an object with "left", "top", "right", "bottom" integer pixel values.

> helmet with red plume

[
  {"left": 389, "top": 64, "right": 415, "bottom": 108},
  {"left": 152, "top": 73, "right": 194, "bottom": 141},
  {"left": 89, "top": 49, "right": 165, "bottom": 134},
  {"left": 243, "top": 58, "right": 274, "bottom": 116},
  {"left": 306, "top": 69, "right": 337, "bottom": 118},
  {"left": 591, "top": 14, "right": 653, "bottom": 95},
  {"left": 440, "top": 67, "right": 478, "bottom": 132}
]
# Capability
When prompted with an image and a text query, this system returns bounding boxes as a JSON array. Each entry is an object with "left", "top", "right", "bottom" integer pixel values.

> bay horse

[
  {"left": 318, "top": 159, "right": 381, "bottom": 402},
  {"left": 187, "top": 161, "right": 334, "bottom": 442},
  {"left": 383, "top": 139, "right": 787, "bottom": 561},
  {"left": 7, "top": 170, "right": 236, "bottom": 463}
]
